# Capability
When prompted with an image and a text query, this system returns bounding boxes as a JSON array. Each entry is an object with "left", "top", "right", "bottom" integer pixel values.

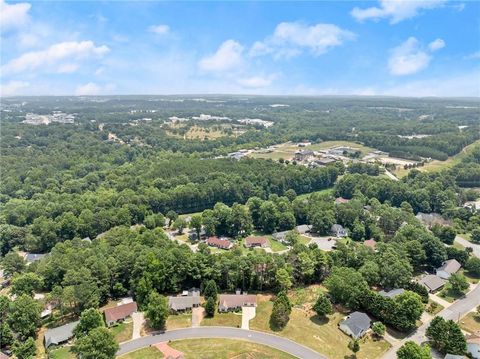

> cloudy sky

[{"left": 1, "top": 0, "right": 479, "bottom": 97}]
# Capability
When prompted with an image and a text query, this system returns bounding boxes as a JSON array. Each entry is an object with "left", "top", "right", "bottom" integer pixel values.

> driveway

[
  {"left": 241, "top": 306, "right": 256, "bottom": 330},
  {"left": 455, "top": 235, "right": 480, "bottom": 258},
  {"left": 117, "top": 327, "right": 326, "bottom": 359},
  {"left": 131, "top": 312, "right": 144, "bottom": 340},
  {"left": 382, "top": 283, "right": 480, "bottom": 358},
  {"left": 308, "top": 236, "right": 337, "bottom": 251},
  {"left": 192, "top": 307, "right": 204, "bottom": 328}
]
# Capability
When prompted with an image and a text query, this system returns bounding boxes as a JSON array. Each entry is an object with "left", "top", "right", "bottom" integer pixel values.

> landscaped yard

[
  {"left": 426, "top": 299, "right": 444, "bottom": 315},
  {"left": 460, "top": 312, "right": 480, "bottom": 334},
  {"left": 438, "top": 283, "right": 465, "bottom": 303},
  {"left": 250, "top": 294, "right": 390, "bottom": 359},
  {"left": 166, "top": 312, "right": 192, "bottom": 330},
  {"left": 200, "top": 311, "right": 242, "bottom": 328},
  {"left": 171, "top": 338, "right": 295, "bottom": 359},
  {"left": 118, "top": 347, "right": 163, "bottom": 359},
  {"left": 268, "top": 238, "right": 288, "bottom": 252},
  {"left": 48, "top": 346, "right": 75, "bottom": 359},
  {"left": 110, "top": 321, "right": 133, "bottom": 343}
]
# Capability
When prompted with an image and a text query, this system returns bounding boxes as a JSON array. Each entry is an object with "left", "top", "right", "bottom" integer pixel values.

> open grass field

[
  {"left": 111, "top": 321, "right": 133, "bottom": 343},
  {"left": 171, "top": 338, "right": 296, "bottom": 359},
  {"left": 118, "top": 338, "right": 296, "bottom": 359},
  {"left": 201, "top": 312, "right": 242, "bottom": 328},
  {"left": 296, "top": 187, "right": 334, "bottom": 200},
  {"left": 249, "top": 293, "right": 390, "bottom": 359},
  {"left": 166, "top": 312, "right": 192, "bottom": 330},
  {"left": 460, "top": 311, "right": 480, "bottom": 334},
  {"left": 394, "top": 140, "right": 480, "bottom": 178},
  {"left": 118, "top": 347, "right": 163, "bottom": 359},
  {"left": 250, "top": 140, "right": 375, "bottom": 161}
]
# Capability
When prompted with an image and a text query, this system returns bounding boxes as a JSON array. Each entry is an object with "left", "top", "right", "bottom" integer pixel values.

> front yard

[
  {"left": 249, "top": 294, "right": 391, "bottom": 359},
  {"left": 110, "top": 321, "right": 133, "bottom": 343},
  {"left": 460, "top": 312, "right": 480, "bottom": 334},
  {"left": 166, "top": 312, "right": 192, "bottom": 330},
  {"left": 200, "top": 311, "right": 242, "bottom": 328}
]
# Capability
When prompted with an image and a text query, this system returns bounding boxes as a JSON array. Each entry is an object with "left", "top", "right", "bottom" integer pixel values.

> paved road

[
  {"left": 384, "top": 169, "right": 399, "bottom": 181},
  {"left": 383, "top": 283, "right": 480, "bottom": 358},
  {"left": 455, "top": 235, "right": 480, "bottom": 258},
  {"left": 117, "top": 327, "right": 326, "bottom": 358}
]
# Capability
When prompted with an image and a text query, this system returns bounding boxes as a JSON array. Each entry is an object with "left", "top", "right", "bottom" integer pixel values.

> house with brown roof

[
  {"left": 245, "top": 236, "right": 268, "bottom": 248},
  {"left": 206, "top": 236, "right": 233, "bottom": 250},
  {"left": 218, "top": 291, "right": 257, "bottom": 312},
  {"left": 335, "top": 197, "right": 350, "bottom": 204},
  {"left": 104, "top": 301, "right": 138, "bottom": 326}
]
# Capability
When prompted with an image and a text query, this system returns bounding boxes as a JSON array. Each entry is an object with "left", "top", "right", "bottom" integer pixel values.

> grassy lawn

[
  {"left": 438, "top": 283, "right": 465, "bottom": 303},
  {"left": 268, "top": 238, "right": 288, "bottom": 252},
  {"left": 170, "top": 338, "right": 295, "bottom": 359},
  {"left": 49, "top": 347, "right": 75, "bottom": 359},
  {"left": 118, "top": 347, "right": 163, "bottom": 359},
  {"left": 110, "top": 321, "right": 133, "bottom": 343},
  {"left": 298, "top": 235, "right": 311, "bottom": 245},
  {"left": 250, "top": 295, "right": 390, "bottom": 359},
  {"left": 426, "top": 299, "right": 444, "bottom": 315},
  {"left": 201, "top": 312, "right": 242, "bottom": 328},
  {"left": 460, "top": 312, "right": 480, "bottom": 334},
  {"left": 296, "top": 187, "right": 334, "bottom": 200},
  {"left": 166, "top": 312, "right": 192, "bottom": 330}
]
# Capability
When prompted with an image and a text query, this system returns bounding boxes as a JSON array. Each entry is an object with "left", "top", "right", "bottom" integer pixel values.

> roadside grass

[
  {"left": 166, "top": 312, "right": 192, "bottom": 330},
  {"left": 118, "top": 347, "right": 163, "bottom": 359},
  {"left": 268, "top": 238, "right": 288, "bottom": 252},
  {"left": 170, "top": 338, "right": 296, "bottom": 359},
  {"left": 460, "top": 312, "right": 480, "bottom": 334},
  {"left": 110, "top": 321, "right": 133, "bottom": 343},
  {"left": 462, "top": 269, "right": 480, "bottom": 284},
  {"left": 48, "top": 346, "right": 75, "bottom": 359},
  {"left": 298, "top": 235, "right": 311, "bottom": 245},
  {"left": 200, "top": 312, "right": 242, "bottom": 328},
  {"left": 250, "top": 294, "right": 390, "bottom": 359}
]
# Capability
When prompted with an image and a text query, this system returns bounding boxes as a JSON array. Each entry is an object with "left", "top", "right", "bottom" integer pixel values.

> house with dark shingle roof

[
  {"left": 379, "top": 288, "right": 405, "bottom": 299},
  {"left": 436, "top": 259, "right": 461, "bottom": 279},
  {"left": 339, "top": 312, "right": 371, "bottom": 339},
  {"left": 418, "top": 274, "right": 447, "bottom": 293},
  {"left": 104, "top": 301, "right": 137, "bottom": 326},
  {"left": 168, "top": 296, "right": 201, "bottom": 312},
  {"left": 24, "top": 253, "right": 46, "bottom": 265},
  {"left": 44, "top": 321, "right": 79, "bottom": 348}
]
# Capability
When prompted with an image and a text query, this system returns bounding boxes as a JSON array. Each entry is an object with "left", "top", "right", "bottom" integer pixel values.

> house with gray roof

[
  {"left": 272, "top": 231, "right": 288, "bottom": 243},
  {"left": 339, "top": 312, "right": 371, "bottom": 339},
  {"left": 44, "top": 321, "right": 79, "bottom": 348},
  {"left": 444, "top": 355, "right": 466, "bottom": 359},
  {"left": 331, "top": 224, "right": 348, "bottom": 238},
  {"left": 436, "top": 259, "right": 461, "bottom": 280},
  {"left": 24, "top": 253, "right": 46, "bottom": 265},
  {"left": 379, "top": 288, "right": 405, "bottom": 299},
  {"left": 418, "top": 274, "right": 447, "bottom": 293},
  {"left": 295, "top": 225, "right": 311, "bottom": 235},
  {"left": 168, "top": 296, "right": 200, "bottom": 312}
]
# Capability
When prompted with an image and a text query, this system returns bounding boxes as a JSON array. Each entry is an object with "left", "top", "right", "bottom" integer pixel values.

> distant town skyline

[{"left": 1, "top": 0, "right": 479, "bottom": 97}]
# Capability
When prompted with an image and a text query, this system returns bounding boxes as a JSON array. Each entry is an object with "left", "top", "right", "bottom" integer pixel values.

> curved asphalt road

[{"left": 117, "top": 327, "right": 326, "bottom": 359}]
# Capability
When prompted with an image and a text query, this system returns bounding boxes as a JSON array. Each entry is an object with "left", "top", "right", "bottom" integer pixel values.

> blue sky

[{"left": 1, "top": 0, "right": 479, "bottom": 96}]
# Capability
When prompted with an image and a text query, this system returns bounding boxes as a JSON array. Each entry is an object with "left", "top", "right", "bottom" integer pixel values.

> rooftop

[{"left": 104, "top": 301, "right": 137, "bottom": 323}]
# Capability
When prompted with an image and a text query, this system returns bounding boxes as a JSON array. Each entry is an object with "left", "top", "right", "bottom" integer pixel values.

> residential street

[
  {"left": 117, "top": 327, "right": 326, "bottom": 358},
  {"left": 455, "top": 235, "right": 480, "bottom": 258},
  {"left": 382, "top": 283, "right": 480, "bottom": 358}
]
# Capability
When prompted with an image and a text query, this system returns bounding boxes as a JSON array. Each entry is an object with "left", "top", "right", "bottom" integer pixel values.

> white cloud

[
  {"left": 237, "top": 74, "right": 276, "bottom": 88},
  {"left": 0, "top": 0, "right": 31, "bottom": 33},
  {"left": 0, "top": 80, "right": 30, "bottom": 96},
  {"left": 2, "top": 40, "right": 110, "bottom": 75},
  {"left": 56, "top": 63, "right": 79, "bottom": 74},
  {"left": 465, "top": 51, "right": 480, "bottom": 60},
  {"left": 351, "top": 0, "right": 445, "bottom": 24},
  {"left": 198, "top": 39, "right": 244, "bottom": 72},
  {"left": 75, "top": 82, "right": 101, "bottom": 95},
  {"left": 148, "top": 24, "right": 170, "bottom": 35},
  {"left": 428, "top": 38, "right": 445, "bottom": 51},
  {"left": 250, "top": 22, "right": 355, "bottom": 59},
  {"left": 388, "top": 37, "right": 445, "bottom": 76}
]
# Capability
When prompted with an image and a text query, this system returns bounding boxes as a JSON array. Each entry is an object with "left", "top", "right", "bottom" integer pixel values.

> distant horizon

[{"left": 1, "top": 1, "right": 479, "bottom": 97}]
